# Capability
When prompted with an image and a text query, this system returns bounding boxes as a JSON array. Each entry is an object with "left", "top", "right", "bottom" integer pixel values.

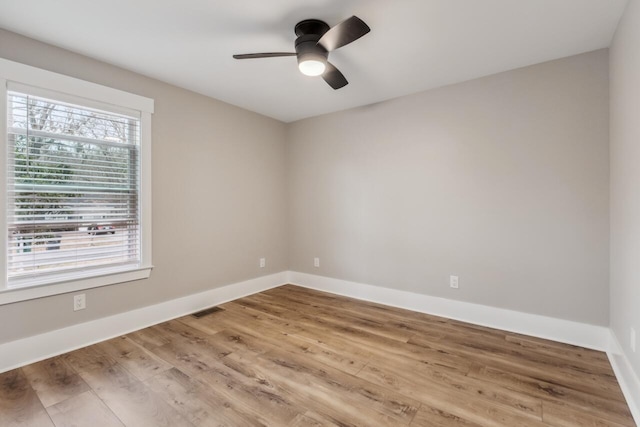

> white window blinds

[{"left": 6, "top": 90, "right": 141, "bottom": 286}]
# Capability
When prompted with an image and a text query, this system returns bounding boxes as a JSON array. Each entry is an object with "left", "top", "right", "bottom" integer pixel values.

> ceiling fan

[{"left": 233, "top": 16, "right": 370, "bottom": 90}]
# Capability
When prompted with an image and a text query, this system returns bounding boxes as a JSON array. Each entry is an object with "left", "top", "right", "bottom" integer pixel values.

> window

[
  {"left": 7, "top": 91, "right": 141, "bottom": 284},
  {"left": 0, "top": 59, "right": 153, "bottom": 304}
]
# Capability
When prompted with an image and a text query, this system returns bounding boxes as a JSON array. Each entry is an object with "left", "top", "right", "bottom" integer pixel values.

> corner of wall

[{"left": 608, "top": 330, "right": 640, "bottom": 424}]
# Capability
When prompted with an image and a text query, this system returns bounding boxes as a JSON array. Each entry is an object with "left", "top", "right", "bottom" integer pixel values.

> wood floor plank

[
  {"left": 541, "top": 398, "right": 631, "bottom": 427},
  {"left": 144, "top": 367, "right": 272, "bottom": 427},
  {"left": 61, "top": 345, "right": 117, "bottom": 374},
  {"left": 176, "top": 312, "right": 226, "bottom": 336},
  {"left": 268, "top": 285, "right": 508, "bottom": 341},
  {"left": 409, "top": 334, "right": 625, "bottom": 403},
  {"left": 142, "top": 319, "right": 233, "bottom": 375},
  {"left": 410, "top": 403, "right": 484, "bottom": 426},
  {"left": 435, "top": 329, "right": 619, "bottom": 379},
  {"left": 289, "top": 311, "right": 473, "bottom": 374},
  {"left": 21, "top": 356, "right": 90, "bottom": 408},
  {"left": 289, "top": 410, "right": 348, "bottom": 427},
  {"left": 95, "top": 336, "right": 172, "bottom": 381},
  {"left": 192, "top": 353, "right": 304, "bottom": 426},
  {"left": 3, "top": 285, "right": 635, "bottom": 426},
  {"left": 126, "top": 327, "right": 171, "bottom": 350},
  {"left": 247, "top": 292, "right": 417, "bottom": 342},
  {"left": 357, "top": 360, "right": 544, "bottom": 425},
  {"left": 503, "top": 334, "right": 612, "bottom": 368},
  {"left": 46, "top": 390, "right": 124, "bottom": 427},
  {"left": 266, "top": 285, "right": 454, "bottom": 334},
  {"left": 0, "top": 369, "right": 55, "bottom": 427},
  {"left": 77, "top": 363, "right": 193, "bottom": 427},
  {"left": 200, "top": 306, "right": 372, "bottom": 375},
  {"left": 206, "top": 327, "right": 275, "bottom": 357},
  {"left": 253, "top": 348, "right": 421, "bottom": 426},
  {"left": 468, "top": 364, "right": 634, "bottom": 426}
]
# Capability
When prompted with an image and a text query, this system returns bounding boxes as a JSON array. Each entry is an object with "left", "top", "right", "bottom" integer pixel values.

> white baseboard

[
  {"left": 0, "top": 271, "right": 288, "bottom": 374},
  {"left": 287, "top": 271, "right": 611, "bottom": 351},
  {"left": 608, "top": 332, "right": 640, "bottom": 425}
]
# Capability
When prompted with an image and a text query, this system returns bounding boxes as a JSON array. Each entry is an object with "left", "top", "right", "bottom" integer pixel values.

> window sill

[{"left": 0, "top": 266, "right": 153, "bottom": 305}]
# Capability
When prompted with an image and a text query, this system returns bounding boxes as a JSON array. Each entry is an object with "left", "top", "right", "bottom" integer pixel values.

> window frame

[{"left": 0, "top": 58, "right": 153, "bottom": 305}]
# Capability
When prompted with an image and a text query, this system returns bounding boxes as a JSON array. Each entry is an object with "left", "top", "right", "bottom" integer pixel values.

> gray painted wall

[
  {"left": 0, "top": 30, "right": 289, "bottom": 343},
  {"left": 287, "top": 50, "right": 610, "bottom": 325},
  {"left": 610, "top": 0, "right": 640, "bottom": 376}
]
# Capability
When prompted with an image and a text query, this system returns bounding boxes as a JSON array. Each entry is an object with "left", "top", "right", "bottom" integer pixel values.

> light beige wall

[
  {"left": 610, "top": 0, "right": 640, "bottom": 373},
  {"left": 287, "top": 49, "right": 610, "bottom": 325},
  {"left": 0, "top": 30, "right": 288, "bottom": 343},
  {"left": 0, "top": 29, "right": 612, "bottom": 343}
]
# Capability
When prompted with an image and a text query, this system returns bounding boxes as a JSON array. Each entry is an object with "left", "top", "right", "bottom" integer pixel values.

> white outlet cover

[
  {"left": 631, "top": 327, "right": 636, "bottom": 353},
  {"left": 314, "top": 257, "right": 320, "bottom": 268},
  {"left": 259, "top": 258, "right": 266, "bottom": 268},
  {"left": 73, "top": 294, "right": 86, "bottom": 311},
  {"left": 450, "top": 275, "right": 459, "bottom": 289}
]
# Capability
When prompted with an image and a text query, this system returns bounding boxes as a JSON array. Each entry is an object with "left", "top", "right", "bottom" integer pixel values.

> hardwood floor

[{"left": 0, "top": 285, "right": 635, "bottom": 426}]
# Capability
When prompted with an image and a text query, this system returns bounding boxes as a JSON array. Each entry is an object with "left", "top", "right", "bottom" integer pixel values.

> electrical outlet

[
  {"left": 259, "top": 258, "right": 266, "bottom": 268},
  {"left": 314, "top": 257, "right": 320, "bottom": 268},
  {"left": 631, "top": 327, "right": 637, "bottom": 353},
  {"left": 449, "top": 275, "right": 459, "bottom": 289},
  {"left": 73, "top": 294, "right": 86, "bottom": 311}
]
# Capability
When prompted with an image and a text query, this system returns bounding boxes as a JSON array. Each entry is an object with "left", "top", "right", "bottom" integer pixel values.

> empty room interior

[{"left": 1, "top": 0, "right": 640, "bottom": 426}]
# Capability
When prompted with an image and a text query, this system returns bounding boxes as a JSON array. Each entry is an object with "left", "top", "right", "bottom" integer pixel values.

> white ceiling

[{"left": 0, "top": 0, "right": 628, "bottom": 122}]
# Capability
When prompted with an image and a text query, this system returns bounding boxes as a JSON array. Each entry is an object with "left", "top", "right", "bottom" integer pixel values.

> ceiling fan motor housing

[
  {"left": 294, "top": 20, "right": 331, "bottom": 67},
  {"left": 294, "top": 19, "right": 330, "bottom": 37},
  {"left": 295, "top": 34, "right": 328, "bottom": 66}
]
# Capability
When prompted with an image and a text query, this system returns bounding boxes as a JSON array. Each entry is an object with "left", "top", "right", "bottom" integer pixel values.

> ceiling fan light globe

[{"left": 299, "top": 59, "right": 326, "bottom": 76}]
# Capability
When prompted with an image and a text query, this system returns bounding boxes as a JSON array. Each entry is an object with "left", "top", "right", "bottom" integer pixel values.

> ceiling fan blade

[
  {"left": 317, "top": 16, "right": 370, "bottom": 52},
  {"left": 233, "top": 52, "right": 296, "bottom": 59},
  {"left": 322, "top": 62, "right": 348, "bottom": 90}
]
